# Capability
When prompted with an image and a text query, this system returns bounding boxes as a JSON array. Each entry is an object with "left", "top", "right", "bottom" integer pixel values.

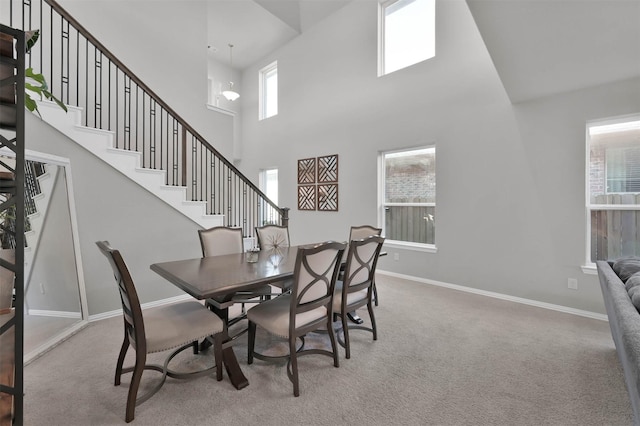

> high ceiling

[
  {"left": 208, "top": 0, "right": 640, "bottom": 103},
  {"left": 207, "top": 0, "right": 350, "bottom": 69},
  {"left": 466, "top": 0, "right": 640, "bottom": 103}
]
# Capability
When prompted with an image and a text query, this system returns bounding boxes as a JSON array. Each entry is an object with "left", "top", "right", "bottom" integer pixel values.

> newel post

[{"left": 281, "top": 207, "right": 290, "bottom": 227}]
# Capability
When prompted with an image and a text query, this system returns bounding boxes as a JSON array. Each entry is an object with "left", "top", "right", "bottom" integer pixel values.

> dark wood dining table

[{"left": 150, "top": 245, "right": 299, "bottom": 390}]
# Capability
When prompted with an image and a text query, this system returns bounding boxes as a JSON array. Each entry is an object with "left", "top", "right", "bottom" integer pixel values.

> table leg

[
  {"left": 207, "top": 303, "right": 250, "bottom": 390},
  {"left": 347, "top": 311, "right": 364, "bottom": 324},
  {"left": 222, "top": 340, "right": 249, "bottom": 390}
]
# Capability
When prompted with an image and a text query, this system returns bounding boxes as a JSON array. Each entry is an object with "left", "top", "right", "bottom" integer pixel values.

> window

[
  {"left": 259, "top": 61, "right": 278, "bottom": 120},
  {"left": 587, "top": 116, "right": 640, "bottom": 264},
  {"left": 378, "top": 0, "right": 436, "bottom": 76},
  {"left": 259, "top": 168, "right": 278, "bottom": 205},
  {"left": 379, "top": 146, "right": 436, "bottom": 248}
]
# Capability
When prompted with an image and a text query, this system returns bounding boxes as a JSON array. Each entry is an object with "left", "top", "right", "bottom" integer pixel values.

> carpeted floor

[{"left": 23, "top": 275, "right": 633, "bottom": 425}]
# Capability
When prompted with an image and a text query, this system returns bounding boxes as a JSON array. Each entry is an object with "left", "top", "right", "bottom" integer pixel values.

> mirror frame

[{"left": 0, "top": 147, "right": 89, "bottom": 363}]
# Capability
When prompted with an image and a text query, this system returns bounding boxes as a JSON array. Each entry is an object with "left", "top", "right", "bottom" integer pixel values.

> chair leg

[
  {"left": 328, "top": 317, "right": 340, "bottom": 368},
  {"left": 373, "top": 281, "right": 379, "bottom": 306},
  {"left": 115, "top": 329, "right": 129, "bottom": 386},
  {"left": 368, "top": 301, "right": 377, "bottom": 341},
  {"left": 125, "top": 349, "right": 146, "bottom": 423},
  {"left": 248, "top": 321, "right": 256, "bottom": 364},
  {"left": 340, "top": 312, "right": 351, "bottom": 360},
  {"left": 289, "top": 335, "right": 300, "bottom": 397}
]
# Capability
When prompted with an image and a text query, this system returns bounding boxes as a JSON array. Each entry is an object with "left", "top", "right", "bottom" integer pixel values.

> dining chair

[
  {"left": 247, "top": 241, "right": 346, "bottom": 397},
  {"left": 95, "top": 241, "right": 224, "bottom": 423},
  {"left": 198, "top": 226, "right": 274, "bottom": 328},
  {"left": 333, "top": 235, "right": 385, "bottom": 359},
  {"left": 255, "top": 224, "right": 293, "bottom": 291},
  {"left": 346, "top": 225, "right": 382, "bottom": 306},
  {"left": 255, "top": 224, "right": 290, "bottom": 250}
]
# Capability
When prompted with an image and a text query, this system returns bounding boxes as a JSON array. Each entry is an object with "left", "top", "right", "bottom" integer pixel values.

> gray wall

[
  {"left": 24, "top": 0, "right": 640, "bottom": 317},
  {"left": 57, "top": 0, "right": 235, "bottom": 161},
  {"left": 238, "top": 0, "right": 640, "bottom": 314},
  {"left": 26, "top": 113, "right": 203, "bottom": 317}
]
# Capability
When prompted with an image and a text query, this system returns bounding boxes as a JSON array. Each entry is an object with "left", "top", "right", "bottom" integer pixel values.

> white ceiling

[
  {"left": 466, "top": 0, "right": 640, "bottom": 103},
  {"left": 207, "top": 0, "right": 640, "bottom": 103},
  {"left": 207, "top": 0, "right": 351, "bottom": 69}
]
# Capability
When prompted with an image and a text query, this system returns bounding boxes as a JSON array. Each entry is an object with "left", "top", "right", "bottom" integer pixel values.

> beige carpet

[{"left": 22, "top": 275, "right": 632, "bottom": 425}]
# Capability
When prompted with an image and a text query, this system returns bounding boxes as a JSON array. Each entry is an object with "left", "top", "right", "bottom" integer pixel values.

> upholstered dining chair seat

[
  {"left": 141, "top": 301, "right": 223, "bottom": 353},
  {"left": 96, "top": 241, "right": 225, "bottom": 423},
  {"left": 334, "top": 236, "right": 385, "bottom": 359},
  {"left": 332, "top": 282, "right": 367, "bottom": 310},
  {"left": 247, "top": 294, "right": 328, "bottom": 339},
  {"left": 248, "top": 241, "right": 346, "bottom": 397}
]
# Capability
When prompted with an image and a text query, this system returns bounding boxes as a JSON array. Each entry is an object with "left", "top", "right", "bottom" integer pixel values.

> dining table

[{"left": 150, "top": 245, "right": 299, "bottom": 390}]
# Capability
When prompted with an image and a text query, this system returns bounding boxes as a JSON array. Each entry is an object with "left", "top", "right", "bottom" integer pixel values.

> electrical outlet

[
  {"left": 39, "top": 282, "right": 45, "bottom": 294},
  {"left": 568, "top": 278, "right": 578, "bottom": 290},
  {"left": 393, "top": 253, "right": 400, "bottom": 261}
]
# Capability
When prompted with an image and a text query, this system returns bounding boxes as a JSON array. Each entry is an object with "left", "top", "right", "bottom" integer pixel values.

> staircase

[
  {"left": 36, "top": 100, "right": 224, "bottom": 229},
  {"left": 24, "top": 162, "right": 58, "bottom": 288},
  {"left": 0, "top": 0, "right": 288, "bottom": 240}
]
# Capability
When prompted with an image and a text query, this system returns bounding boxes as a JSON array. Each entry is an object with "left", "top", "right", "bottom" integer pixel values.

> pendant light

[{"left": 222, "top": 44, "right": 240, "bottom": 101}]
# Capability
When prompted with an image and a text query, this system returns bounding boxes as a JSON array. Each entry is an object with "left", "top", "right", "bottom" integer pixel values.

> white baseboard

[
  {"left": 88, "top": 294, "right": 192, "bottom": 322},
  {"left": 86, "top": 273, "right": 608, "bottom": 323},
  {"left": 27, "top": 309, "right": 82, "bottom": 319},
  {"left": 376, "top": 269, "right": 608, "bottom": 322}
]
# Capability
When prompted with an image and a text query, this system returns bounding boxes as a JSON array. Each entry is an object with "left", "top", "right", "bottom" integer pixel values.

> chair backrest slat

[
  {"left": 290, "top": 242, "right": 345, "bottom": 320},
  {"left": 343, "top": 236, "right": 385, "bottom": 294}
]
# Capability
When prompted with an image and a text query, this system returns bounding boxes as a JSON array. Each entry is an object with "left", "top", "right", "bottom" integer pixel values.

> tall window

[
  {"left": 259, "top": 168, "right": 278, "bottom": 205},
  {"left": 587, "top": 116, "right": 640, "bottom": 263},
  {"left": 379, "top": 0, "right": 436, "bottom": 76},
  {"left": 258, "top": 168, "right": 279, "bottom": 226},
  {"left": 259, "top": 61, "right": 278, "bottom": 120},
  {"left": 380, "top": 146, "right": 436, "bottom": 248}
]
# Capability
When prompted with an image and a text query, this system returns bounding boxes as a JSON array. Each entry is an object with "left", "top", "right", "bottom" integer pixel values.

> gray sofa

[{"left": 597, "top": 258, "right": 640, "bottom": 425}]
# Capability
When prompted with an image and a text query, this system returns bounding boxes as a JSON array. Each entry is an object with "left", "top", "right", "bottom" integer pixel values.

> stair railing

[{"left": 1, "top": 0, "right": 289, "bottom": 237}]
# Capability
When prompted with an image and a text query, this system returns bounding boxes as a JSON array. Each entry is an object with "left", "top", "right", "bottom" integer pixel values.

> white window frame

[
  {"left": 584, "top": 114, "right": 640, "bottom": 270},
  {"left": 259, "top": 168, "right": 278, "bottom": 206},
  {"left": 259, "top": 61, "right": 278, "bottom": 120},
  {"left": 378, "top": 0, "right": 436, "bottom": 77},
  {"left": 378, "top": 146, "right": 437, "bottom": 252}
]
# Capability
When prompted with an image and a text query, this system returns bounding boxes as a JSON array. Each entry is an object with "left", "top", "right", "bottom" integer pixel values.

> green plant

[{"left": 24, "top": 30, "right": 67, "bottom": 116}]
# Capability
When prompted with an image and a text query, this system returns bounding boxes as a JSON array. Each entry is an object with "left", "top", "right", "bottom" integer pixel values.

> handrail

[
  {"left": 1, "top": 0, "right": 288, "bottom": 236},
  {"left": 44, "top": 1, "right": 253, "bottom": 196}
]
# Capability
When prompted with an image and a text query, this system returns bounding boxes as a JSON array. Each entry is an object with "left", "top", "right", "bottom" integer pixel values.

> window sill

[
  {"left": 383, "top": 240, "right": 437, "bottom": 253},
  {"left": 581, "top": 264, "right": 597, "bottom": 275}
]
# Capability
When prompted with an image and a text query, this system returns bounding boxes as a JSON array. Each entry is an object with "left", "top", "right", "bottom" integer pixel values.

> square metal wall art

[
  {"left": 317, "top": 154, "right": 338, "bottom": 183},
  {"left": 297, "top": 154, "right": 338, "bottom": 211},
  {"left": 298, "top": 185, "right": 316, "bottom": 210},
  {"left": 297, "top": 158, "right": 316, "bottom": 184},
  {"left": 317, "top": 184, "right": 338, "bottom": 211}
]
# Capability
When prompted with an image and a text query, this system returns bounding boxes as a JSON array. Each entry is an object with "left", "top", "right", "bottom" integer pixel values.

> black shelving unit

[{"left": 0, "top": 24, "right": 26, "bottom": 426}]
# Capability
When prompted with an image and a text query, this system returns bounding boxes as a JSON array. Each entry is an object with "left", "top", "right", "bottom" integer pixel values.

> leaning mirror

[{"left": 0, "top": 148, "right": 88, "bottom": 364}]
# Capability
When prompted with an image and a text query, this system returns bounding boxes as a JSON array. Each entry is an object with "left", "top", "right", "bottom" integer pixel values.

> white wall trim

[
  {"left": 27, "top": 309, "right": 82, "bottom": 319},
  {"left": 88, "top": 294, "right": 192, "bottom": 322},
  {"left": 86, "top": 272, "right": 608, "bottom": 323},
  {"left": 377, "top": 269, "right": 608, "bottom": 322},
  {"left": 206, "top": 103, "right": 236, "bottom": 117}
]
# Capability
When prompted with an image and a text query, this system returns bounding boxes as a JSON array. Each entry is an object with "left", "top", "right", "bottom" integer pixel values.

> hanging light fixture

[{"left": 222, "top": 44, "right": 240, "bottom": 101}]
